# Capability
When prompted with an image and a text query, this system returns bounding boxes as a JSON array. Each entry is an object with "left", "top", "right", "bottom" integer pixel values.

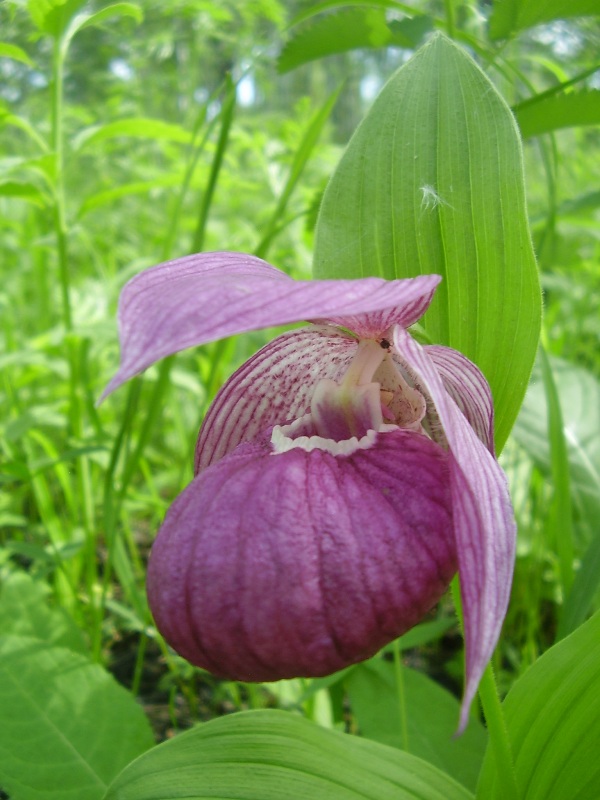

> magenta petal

[
  {"left": 393, "top": 327, "right": 516, "bottom": 733},
  {"left": 425, "top": 345, "right": 496, "bottom": 454},
  {"left": 148, "top": 429, "right": 456, "bottom": 682},
  {"left": 195, "top": 325, "right": 357, "bottom": 473},
  {"left": 100, "top": 250, "right": 441, "bottom": 398}
]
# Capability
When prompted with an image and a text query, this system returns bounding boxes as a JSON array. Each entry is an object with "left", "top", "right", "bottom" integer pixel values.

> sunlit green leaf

[
  {"left": 313, "top": 34, "right": 541, "bottom": 449},
  {"left": 346, "top": 660, "right": 486, "bottom": 792},
  {"left": 27, "top": 0, "right": 87, "bottom": 36},
  {"left": 288, "top": 0, "right": 417, "bottom": 28},
  {"left": 489, "top": 0, "right": 600, "bottom": 39},
  {"left": 0, "top": 571, "right": 87, "bottom": 653},
  {"left": 278, "top": 9, "right": 432, "bottom": 73},
  {"left": 62, "top": 3, "right": 143, "bottom": 55},
  {"left": 515, "top": 90, "right": 600, "bottom": 137},
  {"left": 104, "top": 709, "right": 473, "bottom": 800},
  {"left": 0, "top": 636, "right": 154, "bottom": 800},
  {"left": 77, "top": 176, "right": 185, "bottom": 218},
  {"left": 0, "top": 179, "right": 47, "bottom": 206},
  {"left": 476, "top": 610, "right": 600, "bottom": 798},
  {"left": 0, "top": 42, "right": 34, "bottom": 66},
  {"left": 73, "top": 118, "right": 192, "bottom": 150}
]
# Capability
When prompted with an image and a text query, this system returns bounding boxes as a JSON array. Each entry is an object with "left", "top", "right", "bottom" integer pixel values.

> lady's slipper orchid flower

[{"left": 103, "top": 251, "right": 516, "bottom": 733}]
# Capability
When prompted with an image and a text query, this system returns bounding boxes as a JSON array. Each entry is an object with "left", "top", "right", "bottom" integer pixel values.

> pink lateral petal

[
  {"left": 425, "top": 345, "right": 496, "bottom": 454},
  {"left": 195, "top": 325, "right": 357, "bottom": 473},
  {"left": 100, "top": 250, "right": 441, "bottom": 399},
  {"left": 393, "top": 327, "right": 516, "bottom": 734},
  {"left": 148, "top": 428, "right": 456, "bottom": 683}
]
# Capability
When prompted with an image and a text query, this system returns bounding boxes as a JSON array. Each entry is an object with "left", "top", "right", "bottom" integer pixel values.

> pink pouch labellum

[{"left": 147, "top": 428, "right": 456, "bottom": 683}]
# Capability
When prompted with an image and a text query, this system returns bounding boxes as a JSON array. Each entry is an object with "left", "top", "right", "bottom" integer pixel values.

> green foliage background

[{"left": 1, "top": 1, "right": 600, "bottom": 798}]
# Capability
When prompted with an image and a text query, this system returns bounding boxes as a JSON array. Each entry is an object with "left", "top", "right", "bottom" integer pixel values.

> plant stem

[
  {"left": 391, "top": 639, "right": 409, "bottom": 752},
  {"left": 452, "top": 577, "right": 520, "bottom": 798}
]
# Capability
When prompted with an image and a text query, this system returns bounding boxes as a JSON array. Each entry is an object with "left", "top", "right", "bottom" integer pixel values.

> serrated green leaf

[
  {"left": 73, "top": 118, "right": 192, "bottom": 150},
  {"left": 476, "top": 610, "right": 600, "bottom": 798},
  {"left": 0, "top": 571, "right": 87, "bottom": 653},
  {"left": 104, "top": 709, "right": 473, "bottom": 800},
  {"left": 0, "top": 42, "right": 34, "bottom": 66},
  {"left": 346, "top": 660, "right": 486, "bottom": 792},
  {"left": 489, "top": 0, "right": 600, "bottom": 39},
  {"left": 515, "top": 90, "right": 600, "bottom": 137},
  {"left": 313, "top": 34, "right": 541, "bottom": 450},
  {"left": 0, "top": 636, "right": 154, "bottom": 800},
  {"left": 278, "top": 9, "right": 432, "bottom": 73}
]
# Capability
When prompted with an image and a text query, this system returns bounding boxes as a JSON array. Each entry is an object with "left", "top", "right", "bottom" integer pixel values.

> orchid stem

[
  {"left": 477, "top": 663, "right": 521, "bottom": 799},
  {"left": 392, "top": 639, "right": 410, "bottom": 752},
  {"left": 451, "top": 578, "right": 520, "bottom": 798}
]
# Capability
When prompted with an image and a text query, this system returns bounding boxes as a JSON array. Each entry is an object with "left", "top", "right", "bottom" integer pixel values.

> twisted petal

[
  {"left": 393, "top": 327, "right": 516, "bottom": 733},
  {"left": 101, "top": 251, "right": 441, "bottom": 398},
  {"left": 425, "top": 345, "right": 495, "bottom": 454},
  {"left": 148, "top": 428, "right": 456, "bottom": 682},
  {"left": 195, "top": 325, "right": 357, "bottom": 474}
]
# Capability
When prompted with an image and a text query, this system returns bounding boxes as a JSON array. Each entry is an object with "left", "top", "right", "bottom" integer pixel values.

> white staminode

[{"left": 271, "top": 415, "right": 397, "bottom": 456}]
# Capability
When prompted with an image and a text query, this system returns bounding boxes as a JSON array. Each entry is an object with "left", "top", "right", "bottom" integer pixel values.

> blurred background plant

[{"left": 1, "top": 0, "right": 599, "bottom": 793}]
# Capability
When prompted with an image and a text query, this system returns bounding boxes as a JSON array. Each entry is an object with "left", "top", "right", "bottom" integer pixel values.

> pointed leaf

[
  {"left": 476, "top": 610, "right": 600, "bottom": 798},
  {"left": 73, "top": 118, "right": 191, "bottom": 151},
  {"left": 489, "top": 0, "right": 600, "bottom": 40},
  {"left": 313, "top": 34, "right": 541, "bottom": 450},
  {"left": 0, "top": 42, "right": 34, "bottom": 66},
  {"left": 104, "top": 709, "right": 473, "bottom": 800},
  {"left": 514, "top": 89, "right": 600, "bottom": 137}
]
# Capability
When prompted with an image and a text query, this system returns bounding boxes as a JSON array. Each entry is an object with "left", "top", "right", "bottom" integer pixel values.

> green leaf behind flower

[{"left": 313, "top": 34, "right": 541, "bottom": 449}]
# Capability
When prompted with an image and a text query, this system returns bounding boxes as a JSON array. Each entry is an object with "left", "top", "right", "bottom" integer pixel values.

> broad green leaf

[
  {"left": 313, "top": 35, "right": 541, "bottom": 449},
  {"left": 489, "top": 0, "right": 600, "bottom": 39},
  {"left": 0, "top": 571, "right": 87, "bottom": 653},
  {"left": 515, "top": 90, "right": 600, "bottom": 138},
  {"left": 73, "top": 118, "right": 192, "bottom": 151},
  {"left": 278, "top": 9, "right": 432, "bottom": 73},
  {"left": 104, "top": 709, "right": 473, "bottom": 800},
  {"left": 476, "top": 610, "right": 600, "bottom": 798},
  {"left": 512, "top": 356, "right": 600, "bottom": 523},
  {"left": 0, "top": 42, "right": 34, "bottom": 66},
  {"left": 0, "top": 636, "right": 154, "bottom": 800},
  {"left": 346, "top": 660, "right": 486, "bottom": 792}
]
